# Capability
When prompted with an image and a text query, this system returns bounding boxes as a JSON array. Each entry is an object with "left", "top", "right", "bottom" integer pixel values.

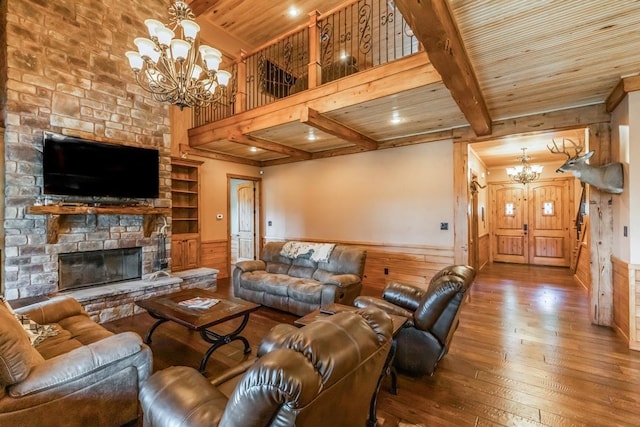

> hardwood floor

[{"left": 104, "top": 263, "right": 640, "bottom": 426}]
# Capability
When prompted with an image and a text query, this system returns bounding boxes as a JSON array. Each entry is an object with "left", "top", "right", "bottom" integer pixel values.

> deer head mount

[{"left": 547, "top": 138, "right": 624, "bottom": 194}]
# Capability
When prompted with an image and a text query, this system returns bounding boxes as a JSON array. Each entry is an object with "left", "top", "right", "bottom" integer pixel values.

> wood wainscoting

[
  {"left": 201, "top": 240, "right": 229, "bottom": 279},
  {"left": 612, "top": 256, "right": 631, "bottom": 344},
  {"left": 478, "top": 233, "right": 490, "bottom": 270},
  {"left": 361, "top": 243, "right": 454, "bottom": 293},
  {"left": 612, "top": 256, "right": 640, "bottom": 351},
  {"left": 263, "top": 237, "right": 454, "bottom": 294}
]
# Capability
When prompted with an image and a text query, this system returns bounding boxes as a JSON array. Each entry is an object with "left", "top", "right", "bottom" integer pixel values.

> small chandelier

[
  {"left": 125, "top": 1, "right": 231, "bottom": 110},
  {"left": 506, "top": 148, "right": 543, "bottom": 184}
]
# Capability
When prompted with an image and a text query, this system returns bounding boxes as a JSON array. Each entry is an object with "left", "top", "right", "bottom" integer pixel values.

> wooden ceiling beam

[
  {"left": 257, "top": 104, "right": 610, "bottom": 167},
  {"left": 228, "top": 132, "right": 312, "bottom": 159},
  {"left": 395, "top": 0, "right": 491, "bottom": 136},
  {"left": 300, "top": 108, "right": 378, "bottom": 150},
  {"left": 187, "top": 0, "right": 219, "bottom": 17},
  {"left": 454, "top": 103, "right": 609, "bottom": 143},
  {"left": 606, "top": 75, "right": 640, "bottom": 112},
  {"left": 179, "top": 144, "right": 261, "bottom": 166}
]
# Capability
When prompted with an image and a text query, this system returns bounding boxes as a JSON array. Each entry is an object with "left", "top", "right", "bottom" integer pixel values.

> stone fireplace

[
  {"left": 0, "top": 1, "right": 218, "bottom": 323},
  {"left": 58, "top": 247, "right": 142, "bottom": 291},
  {"left": 1, "top": 0, "right": 172, "bottom": 301}
]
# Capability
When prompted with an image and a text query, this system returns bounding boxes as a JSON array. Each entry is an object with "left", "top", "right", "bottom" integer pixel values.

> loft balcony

[{"left": 182, "top": 0, "right": 485, "bottom": 166}]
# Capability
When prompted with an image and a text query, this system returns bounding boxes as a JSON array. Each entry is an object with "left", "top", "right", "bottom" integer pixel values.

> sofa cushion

[
  {"left": 0, "top": 301, "right": 44, "bottom": 386},
  {"left": 241, "top": 271, "right": 290, "bottom": 296},
  {"left": 288, "top": 256, "right": 317, "bottom": 279},
  {"left": 316, "top": 245, "right": 366, "bottom": 276},
  {"left": 265, "top": 262, "right": 291, "bottom": 275},
  {"left": 34, "top": 314, "right": 114, "bottom": 359},
  {"left": 287, "top": 279, "right": 323, "bottom": 304}
]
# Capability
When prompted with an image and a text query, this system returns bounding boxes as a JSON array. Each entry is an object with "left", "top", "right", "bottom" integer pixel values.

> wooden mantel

[{"left": 26, "top": 205, "right": 170, "bottom": 244}]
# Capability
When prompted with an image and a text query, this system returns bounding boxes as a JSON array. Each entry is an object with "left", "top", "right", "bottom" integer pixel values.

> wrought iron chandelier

[
  {"left": 506, "top": 148, "right": 543, "bottom": 184},
  {"left": 125, "top": 1, "right": 231, "bottom": 110}
]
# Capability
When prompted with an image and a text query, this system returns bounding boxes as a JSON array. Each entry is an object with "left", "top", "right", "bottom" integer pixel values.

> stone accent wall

[
  {"left": 0, "top": 0, "right": 7, "bottom": 128},
  {"left": 2, "top": 0, "right": 171, "bottom": 299}
]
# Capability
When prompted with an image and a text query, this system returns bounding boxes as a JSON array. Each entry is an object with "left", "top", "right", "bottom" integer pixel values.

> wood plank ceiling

[{"left": 187, "top": 0, "right": 640, "bottom": 167}]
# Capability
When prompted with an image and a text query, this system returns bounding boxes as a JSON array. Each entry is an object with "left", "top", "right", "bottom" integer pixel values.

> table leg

[
  {"left": 368, "top": 339, "right": 398, "bottom": 426},
  {"left": 198, "top": 313, "right": 252, "bottom": 372},
  {"left": 143, "top": 313, "right": 169, "bottom": 345}
]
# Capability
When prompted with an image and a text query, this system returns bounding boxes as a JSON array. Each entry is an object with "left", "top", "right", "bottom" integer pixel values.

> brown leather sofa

[
  {"left": 233, "top": 241, "right": 366, "bottom": 316},
  {"left": 354, "top": 265, "right": 476, "bottom": 377},
  {"left": 0, "top": 295, "right": 152, "bottom": 427},
  {"left": 139, "top": 307, "right": 392, "bottom": 427}
]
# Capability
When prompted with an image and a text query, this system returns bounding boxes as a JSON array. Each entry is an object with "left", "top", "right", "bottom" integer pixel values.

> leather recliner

[
  {"left": 139, "top": 307, "right": 393, "bottom": 427},
  {"left": 0, "top": 296, "right": 152, "bottom": 427},
  {"left": 354, "top": 265, "right": 476, "bottom": 377}
]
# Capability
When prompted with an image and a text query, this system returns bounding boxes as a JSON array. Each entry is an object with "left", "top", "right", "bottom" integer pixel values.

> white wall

[
  {"left": 611, "top": 96, "right": 630, "bottom": 262},
  {"left": 628, "top": 92, "right": 640, "bottom": 264},
  {"left": 197, "top": 157, "right": 260, "bottom": 241},
  {"left": 262, "top": 141, "right": 455, "bottom": 247}
]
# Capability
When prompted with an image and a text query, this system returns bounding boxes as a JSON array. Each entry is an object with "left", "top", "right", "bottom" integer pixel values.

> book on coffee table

[{"left": 178, "top": 297, "right": 220, "bottom": 309}]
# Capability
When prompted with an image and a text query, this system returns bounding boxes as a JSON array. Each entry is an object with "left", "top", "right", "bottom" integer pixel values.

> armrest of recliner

[
  {"left": 321, "top": 273, "right": 361, "bottom": 288},
  {"left": 9, "top": 332, "right": 148, "bottom": 397},
  {"left": 209, "top": 359, "right": 257, "bottom": 388},
  {"left": 382, "top": 282, "right": 425, "bottom": 312},
  {"left": 354, "top": 296, "right": 414, "bottom": 322},
  {"left": 15, "top": 296, "right": 85, "bottom": 324},
  {"left": 140, "top": 366, "right": 227, "bottom": 427},
  {"left": 234, "top": 259, "right": 266, "bottom": 273}
]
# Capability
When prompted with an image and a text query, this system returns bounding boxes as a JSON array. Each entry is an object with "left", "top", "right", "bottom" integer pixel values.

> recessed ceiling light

[
  {"left": 307, "top": 129, "right": 317, "bottom": 141},
  {"left": 288, "top": 6, "right": 300, "bottom": 17},
  {"left": 250, "top": 146, "right": 258, "bottom": 152},
  {"left": 390, "top": 111, "right": 402, "bottom": 124}
]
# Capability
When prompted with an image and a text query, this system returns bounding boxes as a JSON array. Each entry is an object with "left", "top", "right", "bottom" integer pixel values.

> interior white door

[{"left": 237, "top": 182, "right": 255, "bottom": 261}]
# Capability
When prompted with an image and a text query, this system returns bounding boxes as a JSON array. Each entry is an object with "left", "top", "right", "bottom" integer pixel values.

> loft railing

[
  {"left": 192, "top": 63, "right": 238, "bottom": 127},
  {"left": 192, "top": 0, "right": 420, "bottom": 127},
  {"left": 246, "top": 27, "right": 310, "bottom": 108}
]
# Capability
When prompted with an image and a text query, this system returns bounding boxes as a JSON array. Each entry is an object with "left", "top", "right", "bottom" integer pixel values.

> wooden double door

[{"left": 490, "top": 178, "right": 574, "bottom": 267}]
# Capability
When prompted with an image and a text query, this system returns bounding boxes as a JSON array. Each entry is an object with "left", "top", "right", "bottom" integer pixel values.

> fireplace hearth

[{"left": 59, "top": 248, "right": 142, "bottom": 291}]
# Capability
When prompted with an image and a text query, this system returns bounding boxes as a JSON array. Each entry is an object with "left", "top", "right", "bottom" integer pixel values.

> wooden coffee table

[{"left": 136, "top": 288, "right": 260, "bottom": 372}]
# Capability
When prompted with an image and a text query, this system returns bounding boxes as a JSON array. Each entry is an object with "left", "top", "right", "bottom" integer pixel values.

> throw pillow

[
  {"left": 0, "top": 296, "right": 59, "bottom": 346},
  {"left": 15, "top": 314, "right": 59, "bottom": 346}
]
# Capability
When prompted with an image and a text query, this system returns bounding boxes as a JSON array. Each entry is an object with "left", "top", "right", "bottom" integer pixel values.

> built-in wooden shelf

[
  {"left": 171, "top": 157, "right": 202, "bottom": 271},
  {"left": 26, "top": 205, "right": 170, "bottom": 244}
]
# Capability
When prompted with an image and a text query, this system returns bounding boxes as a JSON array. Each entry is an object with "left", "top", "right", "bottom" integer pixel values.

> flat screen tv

[{"left": 43, "top": 132, "right": 160, "bottom": 199}]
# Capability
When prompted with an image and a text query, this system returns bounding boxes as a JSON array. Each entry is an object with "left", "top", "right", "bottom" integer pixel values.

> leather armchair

[
  {"left": 0, "top": 296, "right": 152, "bottom": 427},
  {"left": 354, "top": 265, "right": 476, "bottom": 377},
  {"left": 140, "top": 307, "right": 393, "bottom": 427}
]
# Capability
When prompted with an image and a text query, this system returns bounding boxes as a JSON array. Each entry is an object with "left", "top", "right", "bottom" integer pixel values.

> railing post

[
  {"left": 235, "top": 50, "right": 247, "bottom": 113},
  {"left": 308, "top": 10, "right": 321, "bottom": 89}
]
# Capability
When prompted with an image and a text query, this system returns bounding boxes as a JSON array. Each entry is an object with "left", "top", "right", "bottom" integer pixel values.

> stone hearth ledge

[{"left": 62, "top": 267, "right": 218, "bottom": 323}]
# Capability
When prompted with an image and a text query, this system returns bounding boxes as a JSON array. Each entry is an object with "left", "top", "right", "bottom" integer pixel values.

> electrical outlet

[
  {"left": 624, "top": 226, "right": 628, "bottom": 237},
  {"left": 440, "top": 222, "right": 448, "bottom": 230},
  {"left": 384, "top": 267, "right": 389, "bottom": 275},
  {"left": 268, "top": 220, "right": 273, "bottom": 226}
]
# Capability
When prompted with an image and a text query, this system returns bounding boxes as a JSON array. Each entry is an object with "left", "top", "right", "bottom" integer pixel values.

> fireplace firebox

[{"left": 59, "top": 248, "right": 142, "bottom": 291}]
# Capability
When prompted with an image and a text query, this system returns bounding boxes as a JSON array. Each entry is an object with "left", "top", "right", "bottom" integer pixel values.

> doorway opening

[
  {"left": 228, "top": 176, "right": 261, "bottom": 270},
  {"left": 490, "top": 178, "right": 574, "bottom": 267}
]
